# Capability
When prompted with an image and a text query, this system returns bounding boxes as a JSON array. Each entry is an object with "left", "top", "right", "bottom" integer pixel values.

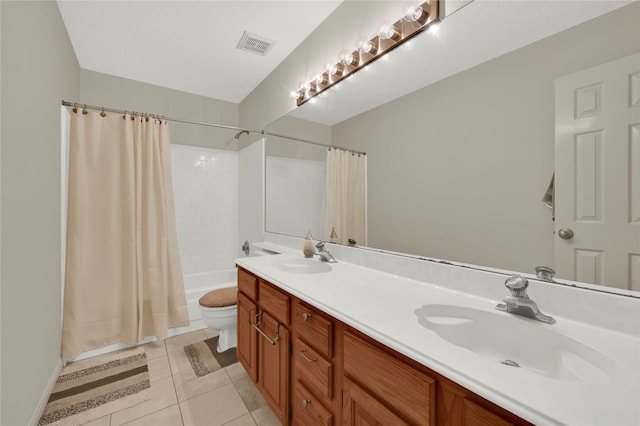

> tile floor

[{"left": 69, "top": 329, "right": 281, "bottom": 426}]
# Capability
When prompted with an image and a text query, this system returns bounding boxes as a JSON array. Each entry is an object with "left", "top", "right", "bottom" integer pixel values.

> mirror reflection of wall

[{"left": 264, "top": 3, "right": 639, "bottom": 286}]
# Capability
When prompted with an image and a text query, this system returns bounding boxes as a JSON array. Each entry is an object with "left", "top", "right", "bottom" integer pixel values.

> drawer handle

[
  {"left": 252, "top": 311, "right": 280, "bottom": 345},
  {"left": 302, "top": 399, "right": 311, "bottom": 408},
  {"left": 302, "top": 312, "right": 312, "bottom": 321},
  {"left": 300, "top": 349, "right": 317, "bottom": 362}
]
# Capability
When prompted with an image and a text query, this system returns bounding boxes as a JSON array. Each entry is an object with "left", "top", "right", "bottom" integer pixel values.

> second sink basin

[
  {"left": 415, "top": 304, "right": 617, "bottom": 383},
  {"left": 272, "top": 258, "right": 332, "bottom": 274}
]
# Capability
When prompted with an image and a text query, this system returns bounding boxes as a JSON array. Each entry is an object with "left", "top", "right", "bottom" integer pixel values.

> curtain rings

[
  {"left": 82, "top": 104, "right": 88, "bottom": 115},
  {"left": 72, "top": 103, "right": 78, "bottom": 113},
  {"left": 123, "top": 110, "right": 128, "bottom": 120},
  {"left": 100, "top": 106, "right": 106, "bottom": 117}
]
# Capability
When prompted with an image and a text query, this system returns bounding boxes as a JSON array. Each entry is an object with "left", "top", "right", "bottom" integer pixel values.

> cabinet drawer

[
  {"left": 237, "top": 268, "right": 257, "bottom": 300},
  {"left": 343, "top": 331, "right": 436, "bottom": 426},
  {"left": 294, "top": 338, "right": 333, "bottom": 400},
  {"left": 259, "top": 280, "right": 290, "bottom": 325},
  {"left": 293, "top": 301, "right": 333, "bottom": 358},
  {"left": 293, "top": 381, "right": 333, "bottom": 426}
]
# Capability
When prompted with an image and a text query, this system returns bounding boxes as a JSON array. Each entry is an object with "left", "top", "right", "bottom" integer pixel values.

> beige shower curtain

[
  {"left": 324, "top": 148, "right": 366, "bottom": 246},
  {"left": 61, "top": 110, "right": 189, "bottom": 360}
]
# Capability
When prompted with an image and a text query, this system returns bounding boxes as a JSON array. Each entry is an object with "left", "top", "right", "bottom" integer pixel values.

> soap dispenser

[
  {"left": 303, "top": 230, "right": 316, "bottom": 258},
  {"left": 329, "top": 227, "right": 338, "bottom": 244}
]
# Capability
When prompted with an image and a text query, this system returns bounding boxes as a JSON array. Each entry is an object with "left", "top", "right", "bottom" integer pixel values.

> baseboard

[{"left": 29, "top": 358, "right": 63, "bottom": 426}]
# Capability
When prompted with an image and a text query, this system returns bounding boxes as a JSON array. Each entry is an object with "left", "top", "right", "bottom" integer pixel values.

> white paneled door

[{"left": 555, "top": 53, "right": 640, "bottom": 290}]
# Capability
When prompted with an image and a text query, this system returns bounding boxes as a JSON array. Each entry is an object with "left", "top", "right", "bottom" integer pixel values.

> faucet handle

[
  {"left": 535, "top": 266, "right": 555, "bottom": 282},
  {"left": 504, "top": 274, "right": 529, "bottom": 297},
  {"left": 315, "top": 241, "right": 326, "bottom": 251}
]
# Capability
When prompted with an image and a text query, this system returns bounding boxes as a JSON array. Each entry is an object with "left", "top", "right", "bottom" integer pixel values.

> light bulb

[
  {"left": 403, "top": 4, "right": 423, "bottom": 22},
  {"left": 325, "top": 62, "right": 343, "bottom": 76},
  {"left": 314, "top": 73, "right": 328, "bottom": 86},
  {"left": 378, "top": 23, "right": 399, "bottom": 41},
  {"left": 339, "top": 50, "right": 358, "bottom": 67},
  {"left": 290, "top": 90, "right": 299, "bottom": 98},
  {"left": 356, "top": 38, "right": 377, "bottom": 55}
]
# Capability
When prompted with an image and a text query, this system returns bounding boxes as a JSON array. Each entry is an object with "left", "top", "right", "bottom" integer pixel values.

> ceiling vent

[{"left": 236, "top": 31, "right": 275, "bottom": 56}]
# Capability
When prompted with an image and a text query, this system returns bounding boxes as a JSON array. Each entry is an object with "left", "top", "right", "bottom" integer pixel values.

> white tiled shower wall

[{"left": 171, "top": 144, "right": 238, "bottom": 275}]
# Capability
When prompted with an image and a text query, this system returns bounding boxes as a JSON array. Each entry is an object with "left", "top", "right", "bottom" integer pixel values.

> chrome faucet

[
  {"left": 496, "top": 275, "right": 555, "bottom": 324},
  {"left": 315, "top": 241, "right": 337, "bottom": 263}
]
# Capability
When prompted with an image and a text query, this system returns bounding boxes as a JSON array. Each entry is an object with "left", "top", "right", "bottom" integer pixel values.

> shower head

[{"left": 234, "top": 130, "right": 250, "bottom": 139}]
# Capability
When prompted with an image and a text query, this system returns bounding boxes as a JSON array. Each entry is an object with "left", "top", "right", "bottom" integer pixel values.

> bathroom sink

[
  {"left": 272, "top": 258, "right": 332, "bottom": 274},
  {"left": 415, "top": 304, "right": 616, "bottom": 383}
]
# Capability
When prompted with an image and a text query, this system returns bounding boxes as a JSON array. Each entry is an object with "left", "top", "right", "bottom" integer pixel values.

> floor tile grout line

[{"left": 164, "top": 339, "right": 187, "bottom": 426}]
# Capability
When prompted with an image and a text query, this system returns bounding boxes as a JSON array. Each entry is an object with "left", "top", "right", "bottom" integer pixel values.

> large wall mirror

[{"left": 264, "top": 2, "right": 640, "bottom": 292}]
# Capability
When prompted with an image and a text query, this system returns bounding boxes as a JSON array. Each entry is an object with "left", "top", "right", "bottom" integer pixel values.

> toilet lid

[{"left": 199, "top": 287, "right": 237, "bottom": 308}]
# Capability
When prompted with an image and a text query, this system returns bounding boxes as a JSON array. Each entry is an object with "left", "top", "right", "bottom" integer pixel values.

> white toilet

[{"left": 198, "top": 286, "right": 238, "bottom": 352}]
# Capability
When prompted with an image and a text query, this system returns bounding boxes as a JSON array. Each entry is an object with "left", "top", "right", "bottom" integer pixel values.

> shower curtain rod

[
  {"left": 61, "top": 100, "right": 365, "bottom": 155},
  {"left": 263, "top": 130, "right": 365, "bottom": 156},
  {"left": 61, "top": 100, "right": 263, "bottom": 136}
]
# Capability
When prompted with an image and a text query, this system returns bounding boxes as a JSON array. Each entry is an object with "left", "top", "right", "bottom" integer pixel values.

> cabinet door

[
  {"left": 257, "top": 310, "right": 290, "bottom": 425},
  {"left": 342, "top": 377, "right": 407, "bottom": 426},
  {"left": 237, "top": 291, "right": 258, "bottom": 382}
]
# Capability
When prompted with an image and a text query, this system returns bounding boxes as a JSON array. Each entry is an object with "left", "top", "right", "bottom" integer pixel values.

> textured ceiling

[{"left": 57, "top": 0, "right": 342, "bottom": 104}]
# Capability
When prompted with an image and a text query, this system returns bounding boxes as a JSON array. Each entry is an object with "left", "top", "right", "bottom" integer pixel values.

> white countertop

[{"left": 236, "top": 249, "right": 640, "bottom": 426}]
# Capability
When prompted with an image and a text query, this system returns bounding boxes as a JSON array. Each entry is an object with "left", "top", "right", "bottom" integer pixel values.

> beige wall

[
  {"left": 265, "top": 115, "right": 330, "bottom": 162},
  {"left": 80, "top": 70, "right": 240, "bottom": 150},
  {"left": 1, "top": 2, "right": 80, "bottom": 425},
  {"left": 331, "top": 3, "right": 640, "bottom": 273}
]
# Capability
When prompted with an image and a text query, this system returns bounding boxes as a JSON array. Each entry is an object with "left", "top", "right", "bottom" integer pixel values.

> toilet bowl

[{"left": 198, "top": 286, "right": 238, "bottom": 352}]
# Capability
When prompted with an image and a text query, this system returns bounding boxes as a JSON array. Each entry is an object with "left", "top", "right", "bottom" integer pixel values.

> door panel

[{"left": 555, "top": 53, "right": 640, "bottom": 290}]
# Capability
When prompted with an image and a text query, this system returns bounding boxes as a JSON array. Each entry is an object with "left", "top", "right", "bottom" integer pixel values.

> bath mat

[
  {"left": 183, "top": 336, "right": 238, "bottom": 378},
  {"left": 38, "top": 347, "right": 150, "bottom": 426}
]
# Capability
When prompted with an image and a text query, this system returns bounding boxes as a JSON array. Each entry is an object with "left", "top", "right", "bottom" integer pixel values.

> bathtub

[{"left": 184, "top": 268, "right": 237, "bottom": 322}]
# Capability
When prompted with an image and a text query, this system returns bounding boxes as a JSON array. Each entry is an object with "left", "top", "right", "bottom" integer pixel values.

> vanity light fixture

[{"left": 293, "top": 0, "right": 439, "bottom": 106}]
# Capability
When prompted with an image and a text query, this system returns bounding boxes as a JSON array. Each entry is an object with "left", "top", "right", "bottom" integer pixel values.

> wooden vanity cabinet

[
  {"left": 341, "top": 327, "right": 530, "bottom": 426},
  {"left": 236, "top": 268, "right": 290, "bottom": 425},
  {"left": 236, "top": 267, "right": 531, "bottom": 426}
]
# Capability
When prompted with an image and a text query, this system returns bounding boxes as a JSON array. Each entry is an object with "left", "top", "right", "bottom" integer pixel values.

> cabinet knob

[
  {"left": 302, "top": 312, "right": 312, "bottom": 321},
  {"left": 302, "top": 399, "right": 311, "bottom": 408}
]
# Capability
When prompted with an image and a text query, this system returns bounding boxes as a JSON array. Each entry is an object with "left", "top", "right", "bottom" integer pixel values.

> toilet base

[{"left": 216, "top": 325, "right": 238, "bottom": 352}]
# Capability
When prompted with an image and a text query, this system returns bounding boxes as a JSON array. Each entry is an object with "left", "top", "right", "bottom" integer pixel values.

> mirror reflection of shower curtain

[
  {"left": 61, "top": 110, "right": 189, "bottom": 360},
  {"left": 324, "top": 148, "right": 366, "bottom": 246}
]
